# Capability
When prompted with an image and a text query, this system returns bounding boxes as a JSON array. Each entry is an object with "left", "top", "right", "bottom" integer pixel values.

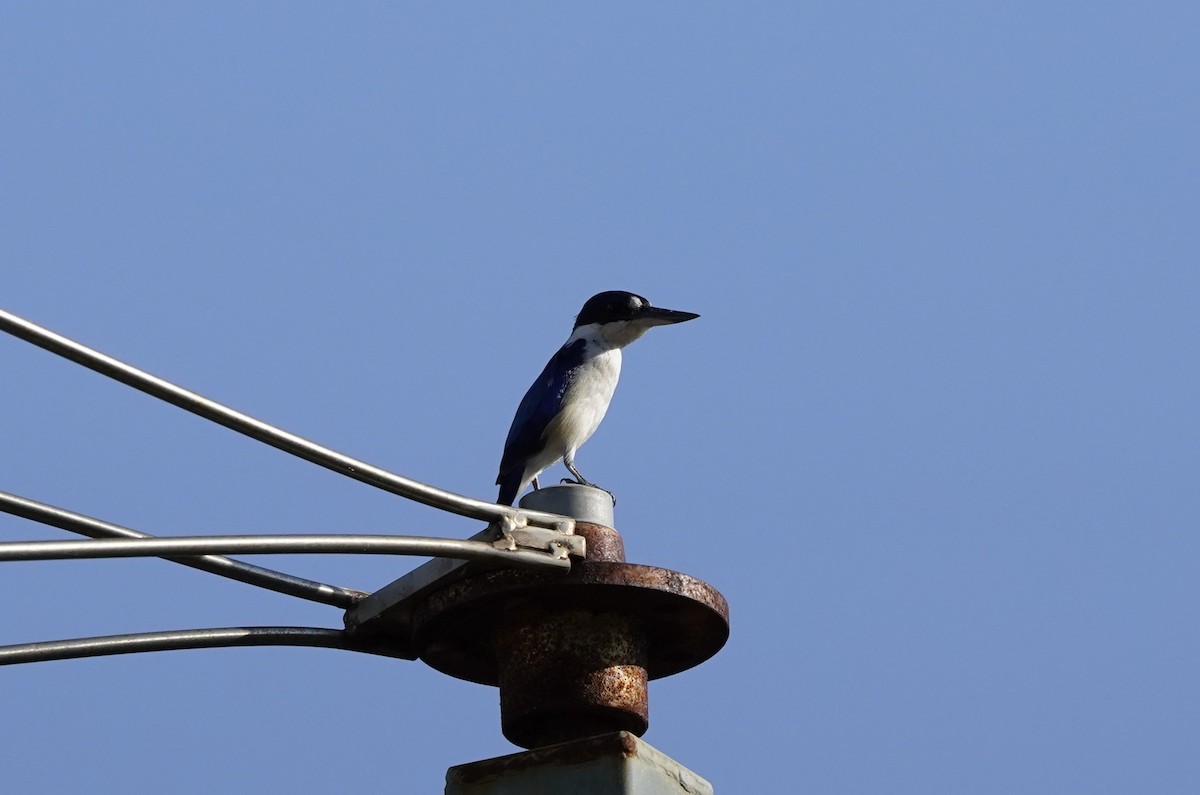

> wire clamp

[{"left": 492, "top": 517, "right": 584, "bottom": 560}]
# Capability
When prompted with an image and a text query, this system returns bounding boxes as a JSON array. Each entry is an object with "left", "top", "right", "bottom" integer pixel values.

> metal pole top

[{"left": 519, "top": 483, "right": 615, "bottom": 528}]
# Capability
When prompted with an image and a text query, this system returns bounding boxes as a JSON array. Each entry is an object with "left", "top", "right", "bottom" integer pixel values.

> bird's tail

[{"left": 495, "top": 470, "right": 523, "bottom": 506}]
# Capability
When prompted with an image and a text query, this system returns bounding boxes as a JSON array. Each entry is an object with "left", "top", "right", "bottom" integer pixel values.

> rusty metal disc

[{"left": 411, "top": 560, "right": 729, "bottom": 686}]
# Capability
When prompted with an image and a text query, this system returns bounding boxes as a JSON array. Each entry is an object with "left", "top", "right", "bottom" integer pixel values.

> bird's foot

[{"left": 559, "top": 478, "right": 616, "bottom": 506}]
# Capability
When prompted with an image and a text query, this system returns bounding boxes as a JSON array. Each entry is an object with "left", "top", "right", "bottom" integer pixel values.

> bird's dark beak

[{"left": 639, "top": 306, "right": 700, "bottom": 326}]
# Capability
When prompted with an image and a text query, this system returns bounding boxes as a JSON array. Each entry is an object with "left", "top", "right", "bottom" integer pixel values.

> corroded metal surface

[
  {"left": 571, "top": 522, "right": 625, "bottom": 563},
  {"left": 494, "top": 607, "right": 649, "bottom": 747},
  {"left": 411, "top": 560, "right": 729, "bottom": 685},
  {"left": 410, "top": 520, "right": 729, "bottom": 748}
]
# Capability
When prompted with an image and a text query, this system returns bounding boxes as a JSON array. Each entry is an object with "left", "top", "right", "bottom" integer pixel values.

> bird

[{"left": 495, "top": 290, "right": 699, "bottom": 506}]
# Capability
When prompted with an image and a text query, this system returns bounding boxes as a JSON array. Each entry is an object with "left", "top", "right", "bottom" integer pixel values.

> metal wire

[
  {"left": 0, "top": 308, "right": 573, "bottom": 531},
  {"left": 0, "top": 533, "right": 573, "bottom": 567},
  {"left": 0, "top": 490, "right": 368, "bottom": 608},
  {"left": 0, "top": 310, "right": 582, "bottom": 670},
  {"left": 0, "top": 626, "right": 406, "bottom": 666}
]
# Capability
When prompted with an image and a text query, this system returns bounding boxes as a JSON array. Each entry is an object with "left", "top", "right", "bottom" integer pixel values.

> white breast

[{"left": 544, "top": 345, "right": 622, "bottom": 457}]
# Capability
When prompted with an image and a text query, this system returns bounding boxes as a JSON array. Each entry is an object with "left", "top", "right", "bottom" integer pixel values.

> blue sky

[{"left": 2, "top": 3, "right": 1198, "bottom": 792}]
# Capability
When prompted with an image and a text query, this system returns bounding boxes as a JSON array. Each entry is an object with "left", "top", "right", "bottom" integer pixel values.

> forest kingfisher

[{"left": 495, "top": 290, "right": 699, "bottom": 506}]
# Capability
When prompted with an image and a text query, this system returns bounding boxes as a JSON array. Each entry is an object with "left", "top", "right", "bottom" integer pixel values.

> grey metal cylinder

[{"left": 520, "top": 483, "right": 614, "bottom": 527}]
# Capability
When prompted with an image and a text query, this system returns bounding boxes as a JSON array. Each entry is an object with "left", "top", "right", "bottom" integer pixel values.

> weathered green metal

[{"left": 445, "top": 731, "right": 714, "bottom": 795}]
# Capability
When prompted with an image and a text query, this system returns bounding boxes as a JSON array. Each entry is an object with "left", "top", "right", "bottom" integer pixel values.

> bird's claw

[{"left": 559, "top": 478, "right": 616, "bottom": 506}]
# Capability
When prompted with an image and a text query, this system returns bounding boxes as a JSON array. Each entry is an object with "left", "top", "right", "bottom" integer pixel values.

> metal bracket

[
  {"left": 343, "top": 523, "right": 584, "bottom": 651},
  {"left": 493, "top": 518, "right": 586, "bottom": 560}
]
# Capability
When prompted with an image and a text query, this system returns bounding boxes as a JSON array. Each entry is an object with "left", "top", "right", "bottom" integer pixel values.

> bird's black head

[
  {"left": 573, "top": 291, "right": 699, "bottom": 330},
  {"left": 574, "top": 291, "right": 649, "bottom": 328}
]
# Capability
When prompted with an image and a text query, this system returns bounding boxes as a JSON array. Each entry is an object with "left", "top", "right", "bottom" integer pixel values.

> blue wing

[{"left": 496, "top": 338, "right": 586, "bottom": 504}]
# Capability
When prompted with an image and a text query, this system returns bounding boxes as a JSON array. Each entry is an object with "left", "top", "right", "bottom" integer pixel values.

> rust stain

[{"left": 411, "top": 523, "right": 729, "bottom": 749}]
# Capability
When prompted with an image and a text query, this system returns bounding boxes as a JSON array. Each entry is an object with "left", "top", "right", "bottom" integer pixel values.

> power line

[
  {"left": 0, "top": 308, "right": 572, "bottom": 532},
  {"left": 0, "top": 626, "right": 405, "bottom": 666},
  {"left": 0, "top": 533, "right": 575, "bottom": 567},
  {"left": 0, "top": 490, "right": 367, "bottom": 608}
]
